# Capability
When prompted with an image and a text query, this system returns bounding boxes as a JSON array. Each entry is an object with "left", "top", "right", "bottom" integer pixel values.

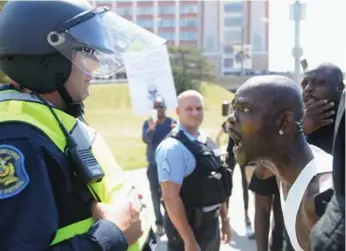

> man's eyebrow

[{"left": 235, "top": 97, "right": 252, "bottom": 106}]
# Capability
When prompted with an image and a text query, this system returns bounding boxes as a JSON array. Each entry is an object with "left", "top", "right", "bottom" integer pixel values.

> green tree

[
  {"left": 168, "top": 46, "right": 215, "bottom": 95},
  {"left": 0, "top": 1, "right": 5, "bottom": 10}
]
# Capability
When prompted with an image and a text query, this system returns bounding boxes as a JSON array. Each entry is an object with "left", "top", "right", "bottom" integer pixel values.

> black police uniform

[{"left": 164, "top": 131, "right": 232, "bottom": 251}]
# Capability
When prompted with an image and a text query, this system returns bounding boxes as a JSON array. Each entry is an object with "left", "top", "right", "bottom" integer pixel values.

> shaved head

[
  {"left": 301, "top": 63, "right": 344, "bottom": 103},
  {"left": 228, "top": 75, "right": 305, "bottom": 165},
  {"left": 176, "top": 90, "right": 204, "bottom": 134},
  {"left": 177, "top": 90, "right": 204, "bottom": 107},
  {"left": 237, "top": 75, "right": 304, "bottom": 121}
]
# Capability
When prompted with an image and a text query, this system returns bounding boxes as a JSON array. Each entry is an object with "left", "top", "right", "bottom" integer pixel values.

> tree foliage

[
  {"left": 0, "top": 2, "right": 5, "bottom": 10},
  {"left": 168, "top": 46, "right": 215, "bottom": 95}
]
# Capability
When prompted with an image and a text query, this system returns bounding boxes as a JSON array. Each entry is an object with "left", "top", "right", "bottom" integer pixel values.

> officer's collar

[
  {"left": 0, "top": 88, "right": 58, "bottom": 108},
  {"left": 175, "top": 123, "right": 207, "bottom": 143}
]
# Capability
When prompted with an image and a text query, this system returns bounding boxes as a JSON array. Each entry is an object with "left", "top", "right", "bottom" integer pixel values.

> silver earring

[{"left": 279, "top": 130, "right": 284, "bottom": 135}]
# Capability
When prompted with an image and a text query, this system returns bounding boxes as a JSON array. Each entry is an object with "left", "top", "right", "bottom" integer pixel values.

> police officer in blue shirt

[
  {"left": 155, "top": 90, "right": 232, "bottom": 251},
  {"left": 0, "top": 1, "right": 164, "bottom": 250}
]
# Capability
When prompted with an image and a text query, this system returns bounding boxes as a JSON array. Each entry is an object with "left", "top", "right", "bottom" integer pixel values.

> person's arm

[
  {"left": 142, "top": 120, "right": 154, "bottom": 144},
  {"left": 215, "top": 128, "right": 224, "bottom": 148},
  {"left": 0, "top": 138, "right": 128, "bottom": 251},
  {"left": 219, "top": 201, "right": 231, "bottom": 243},
  {"left": 220, "top": 202, "right": 228, "bottom": 221},
  {"left": 155, "top": 139, "right": 198, "bottom": 247}
]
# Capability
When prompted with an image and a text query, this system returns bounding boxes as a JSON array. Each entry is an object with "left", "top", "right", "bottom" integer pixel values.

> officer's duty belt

[{"left": 186, "top": 207, "right": 220, "bottom": 228}]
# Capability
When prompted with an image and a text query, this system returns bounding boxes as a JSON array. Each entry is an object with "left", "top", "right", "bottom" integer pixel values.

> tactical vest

[
  {"left": 171, "top": 131, "right": 232, "bottom": 208},
  {"left": 0, "top": 89, "right": 143, "bottom": 251}
]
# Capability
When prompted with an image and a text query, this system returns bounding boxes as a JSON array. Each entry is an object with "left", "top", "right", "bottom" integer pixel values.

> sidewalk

[{"left": 123, "top": 166, "right": 256, "bottom": 251}]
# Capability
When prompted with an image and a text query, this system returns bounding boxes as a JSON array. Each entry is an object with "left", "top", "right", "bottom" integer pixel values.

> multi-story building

[
  {"left": 91, "top": 0, "right": 269, "bottom": 77},
  {"left": 92, "top": 0, "right": 199, "bottom": 47},
  {"left": 201, "top": 1, "right": 269, "bottom": 76}
]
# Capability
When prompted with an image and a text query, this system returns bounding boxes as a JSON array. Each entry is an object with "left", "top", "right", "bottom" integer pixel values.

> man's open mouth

[{"left": 229, "top": 129, "right": 243, "bottom": 152}]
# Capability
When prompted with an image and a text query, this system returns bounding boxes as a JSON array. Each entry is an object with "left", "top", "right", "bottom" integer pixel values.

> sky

[{"left": 268, "top": 0, "right": 346, "bottom": 72}]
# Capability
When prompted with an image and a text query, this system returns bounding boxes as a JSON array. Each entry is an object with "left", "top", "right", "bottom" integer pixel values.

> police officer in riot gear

[
  {"left": 0, "top": 1, "right": 164, "bottom": 250},
  {"left": 155, "top": 90, "right": 232, "bottom": 251}
]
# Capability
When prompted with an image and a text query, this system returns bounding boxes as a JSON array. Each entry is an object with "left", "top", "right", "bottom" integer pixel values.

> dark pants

[
  {"left": 310, "top": 195, "right": 345, "bottom": 251},
  {"left": 224, "top": 163, "right": 248, "bottom": 213},
  {"left": 147, "top": 163, "right": 163, "bottom": 226},
  {"left": 164, "top": 212, "right": 220, "bottom": 251}
]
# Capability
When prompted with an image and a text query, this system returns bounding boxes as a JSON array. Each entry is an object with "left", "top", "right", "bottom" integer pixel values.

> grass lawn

[{"left": 84, "top": 82, "right": 234, "bottom": 170}]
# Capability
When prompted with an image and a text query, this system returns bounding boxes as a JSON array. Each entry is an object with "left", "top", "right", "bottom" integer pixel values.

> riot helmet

[{"left": 0, "top": 0, "right": 165, "bottom": 104}]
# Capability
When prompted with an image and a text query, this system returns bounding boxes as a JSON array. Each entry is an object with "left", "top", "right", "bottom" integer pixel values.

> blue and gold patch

[{"left": 0, "top": 145, "right": 29, "bottom": 199}]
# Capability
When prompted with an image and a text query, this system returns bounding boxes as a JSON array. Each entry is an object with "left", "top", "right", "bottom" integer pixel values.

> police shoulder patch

[{"left": 0, "top": 145, "right": 29, "bottom": 199}]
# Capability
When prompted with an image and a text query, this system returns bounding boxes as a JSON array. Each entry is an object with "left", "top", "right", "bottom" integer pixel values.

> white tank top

[{"left": 279, "top": 145, "right": 333, "bottom": 251}]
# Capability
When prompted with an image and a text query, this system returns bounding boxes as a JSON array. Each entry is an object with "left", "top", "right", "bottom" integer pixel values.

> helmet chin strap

[
  {"left": 54, "top": 74, "right": 86, "bottom": 120},
  {"left": 57, "top": 85, "right": 73, "bottom": 107},
  {"left": 57, "top": 85, "right": 86, "bottom": 120}
]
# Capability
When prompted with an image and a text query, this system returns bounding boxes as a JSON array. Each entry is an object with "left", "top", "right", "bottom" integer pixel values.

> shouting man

[{"left": 228, "top": 75, "right": 333, "bottom": 251}]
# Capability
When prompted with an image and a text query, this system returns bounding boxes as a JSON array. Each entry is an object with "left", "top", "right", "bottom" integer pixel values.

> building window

[
  {"left": 158, "top": 32, "right": 175, "bottom": 40},
  {"left": 224, "top": 17, "right": 243, "bottom": 27},
  {"left": 158, "top": 19, "right": 175, "bottom": 28},
  {"left": 224, "top": 2, "right": 243, "bottom": 13},
  {"left": 180, "top": 18, "right": 197, "bottom": 27},
  {"left": 223, "top": 45, "right": 234, "bottom": 54},
  {"left": 223, "top": 58, "right": 234, "bottom": 68},
  {"left": 137, "top": 6, "right": 153, "bottom": 15},
  {"left": 116, "top": 7, "right": 132, "bottom": 16},
  {"left": 253, "top": 34, "right": 263, "bottom": 52},
  {"left": 180, "top": 4, "right": 197, "bottom": 13},
  {"left": 180, "top": 32, "right": 197, "bottom": 41},
  {"left": 137, "top": 19, "right": 154, "bottom": 29},
  {"left": 224, "top": 30, "right": 242, "bottom": 44},
  {"left": 158, "top": 6, "right": 175, "bottom": 14},
  {"left": 204, "top": 36, "right": 215, "bottom": 52},
  {"left": 95, "top": 0, "right": 113, "bottom": 3}
]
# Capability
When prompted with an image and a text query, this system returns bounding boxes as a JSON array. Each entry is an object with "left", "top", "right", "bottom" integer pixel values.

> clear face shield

[{"left": 47, "top": 7, "right": 166, "bottom": 78}]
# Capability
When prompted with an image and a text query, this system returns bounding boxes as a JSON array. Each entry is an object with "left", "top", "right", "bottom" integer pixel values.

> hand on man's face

[{"left": 302, "top": 99, "right": 335, "bottom": 135}]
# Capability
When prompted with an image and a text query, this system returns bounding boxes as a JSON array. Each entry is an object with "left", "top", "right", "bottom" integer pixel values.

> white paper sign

[{"left": 122, "top": 45, "right": 177, "bottom": 116}]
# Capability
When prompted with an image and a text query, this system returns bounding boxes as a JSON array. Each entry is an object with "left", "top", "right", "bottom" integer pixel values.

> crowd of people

[
  {"left": 0, "top": 1, "right": 344, "bottom": 251},
  {"left": 141, "top": 63, "right": 345, "bottom": 251}
]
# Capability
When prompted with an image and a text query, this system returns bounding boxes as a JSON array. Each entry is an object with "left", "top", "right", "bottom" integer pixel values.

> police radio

[
  {"left": 66, "top": 137, "right": 105, "bottom": 185},
  {"left": 36, "top": 95, "right": 105, "bottom": 188}
]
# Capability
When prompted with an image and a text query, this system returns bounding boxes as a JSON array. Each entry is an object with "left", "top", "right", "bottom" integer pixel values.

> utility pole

[
  {"left": 240, "top": 1, "right": 245, "bottom": 75},
  {"left": 290, "top": 0, "right": 305, "bottom": 85},
  {"left": 240, "top": 25, "right": 245, "bottom": 75}
]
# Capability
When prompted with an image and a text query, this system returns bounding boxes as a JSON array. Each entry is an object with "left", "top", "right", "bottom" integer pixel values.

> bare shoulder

[
  {"left": 254, "top": 161, "right": 275, "bottom": 179},
  {"left": 302, "top": 172, "right": 334, "bottom": 224}
]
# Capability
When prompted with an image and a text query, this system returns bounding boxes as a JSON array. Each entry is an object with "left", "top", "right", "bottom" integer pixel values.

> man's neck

[
  {"left": 270, "top": 136, "right": 314, "bottom": 187},
  {"left": 157, "top": 116, "right": 166, "bottom": 124},
  {"left": 40, "top": 93, "right": 65, "bottom": 109},
  {"left": 181, "top": 124, "right": 199, "bottom": 137}
]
